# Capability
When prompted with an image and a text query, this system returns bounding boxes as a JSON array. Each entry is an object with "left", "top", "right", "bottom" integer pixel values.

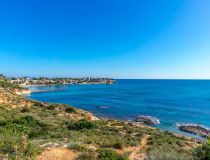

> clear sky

[{"left": 0, "top": 0, "right": 210, "bottom": 79}]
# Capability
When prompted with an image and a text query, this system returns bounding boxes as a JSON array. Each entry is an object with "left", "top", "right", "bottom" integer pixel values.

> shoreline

[
  {"left": 25, "top": 91, "right": 199, "bottom": 141},
  {"left": 16, "top": 88, "right": 65, "bottom": 95},
  {"left": 31, "top": 89, "right": 65, "bottom": 93},
  {"left": 20, "top": 83, "right": 71, "bottom": 87},
  {"left": 20, "top": 82, "right": 114, "bottom": 87},
  {"left": 20, "top": 82, "right": 112, "bottom": 94},
  {"left": 15, "top": 89, "right": 32, "bottom": 95},
  {"left": 25, "top": 84, "right": 208, "bottom": 140}
]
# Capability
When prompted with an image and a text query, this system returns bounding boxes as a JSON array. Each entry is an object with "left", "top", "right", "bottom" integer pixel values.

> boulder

[{"left": 135, "top": 115, "right": 160, "bottom": 125}]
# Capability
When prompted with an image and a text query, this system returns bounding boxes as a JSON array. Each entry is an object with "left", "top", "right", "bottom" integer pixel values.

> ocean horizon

[{"left": 27, "top": 79, "right": 210, "bottom": 138}]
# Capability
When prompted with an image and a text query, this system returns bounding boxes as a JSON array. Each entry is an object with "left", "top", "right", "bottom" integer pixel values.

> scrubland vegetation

[
  {"left": 0, "top": 79, "right": 209, "bottom": 160},
  {"left": 0, "top": 80, "right": 22, "bottom": 90}
]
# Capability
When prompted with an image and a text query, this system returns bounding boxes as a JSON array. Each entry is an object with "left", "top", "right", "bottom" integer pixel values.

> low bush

[
  {"left": 113, "top": 141, "right": 124, "bottom": 149},
  {"left": 0, "top": 124, "right": 41, "bottom": 159},
  {"left": 65, "top": 107, "right": 76, "bottom": 113},
  {"left": 13, "top": 116, "right": 46, "bottom": 128},
  {"left": 68, "top": 142, "right": 87, "bottom": 152},
  {"left": 193, "top": 139, "right": 210, "bottom": 160},
  {"left": 98, "top": 148, "right": 128, "bottom": 160},
  {"left": 46, "top": 104, "right": 56, "bottom": 110},
  {"left": 148, "top": 149, "right": 191, "bottom": 160},
  {"left": 20, "top": 107, "right": 30, "bottom": 113},
  {"left": 68, "top": 119, "right": 95, "bottom": 130},
  {"left": 0, "top": 80, "right": 21, "bottom": 89},
  {"left": 76, "top": 151, "right": 97, "bottom": 160},
  {"left": 0, "top": 116, "right": 49, "bottom": 139}
]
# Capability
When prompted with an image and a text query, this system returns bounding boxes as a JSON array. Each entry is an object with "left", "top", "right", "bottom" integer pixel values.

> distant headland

[{"left": 4, "top": 75, "right": 116, "bottom": 86}]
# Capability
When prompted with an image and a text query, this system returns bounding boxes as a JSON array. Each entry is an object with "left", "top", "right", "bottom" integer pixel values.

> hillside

[{"left": 0, "top": 80, "right": 207, "bottom": 160}]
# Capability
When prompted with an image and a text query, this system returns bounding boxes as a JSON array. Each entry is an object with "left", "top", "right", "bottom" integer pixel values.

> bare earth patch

[
  {"left": 116, "top": 134, "right": 148, "bottom": 160},
  {"left": 36, "top": 147, "right": 78, "bottom": 160},
  {"left": 129, "top": 134, "right": 148, "bottom": 160}
]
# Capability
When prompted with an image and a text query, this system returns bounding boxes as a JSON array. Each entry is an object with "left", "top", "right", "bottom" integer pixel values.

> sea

[{"left": 27, "top": 79, "right": 210, "bottom": 138}]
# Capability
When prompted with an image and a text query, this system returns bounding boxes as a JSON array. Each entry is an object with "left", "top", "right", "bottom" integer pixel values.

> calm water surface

[{"left": 27, "top": 80, "right": 210, "bottom": 137}]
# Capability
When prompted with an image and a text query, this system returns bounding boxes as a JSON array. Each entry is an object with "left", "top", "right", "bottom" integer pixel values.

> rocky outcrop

[
  {"left": 135, "top": 115, "right": 160, "bottom": 125},
  {"left": 177, "top": 123, "right": 210, "bottom": 138},
  {"left": 0, "top": 89, "right": 33, "bottom": 108}
]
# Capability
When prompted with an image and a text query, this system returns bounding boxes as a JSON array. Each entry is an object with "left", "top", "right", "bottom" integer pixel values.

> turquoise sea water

[{"left": 27, "top": 80, "right": 210, "bottom": 138}]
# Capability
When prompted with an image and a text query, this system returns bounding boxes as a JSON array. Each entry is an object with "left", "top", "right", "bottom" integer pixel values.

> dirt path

[
  {"left": 37, "top": 135, "right": 148, "bottom": 160},
  {"left": 36, "top": 147, "right": 78, "bottom": 160},
  {"left": 128, "top": 134, "right": 148, "bottom": 160}
]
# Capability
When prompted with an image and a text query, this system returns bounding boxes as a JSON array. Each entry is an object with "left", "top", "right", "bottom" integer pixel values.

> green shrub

[
  {"left": 46, "top": 104, "right": 56, "bottom": 110},
  {"left": 65, "top": 107, "right": 76, "bottom": 113},
  {"left": 13, "top": 116, "right": 45, "bottom": 128},
  {"left": 0, "top": 116, "right": 49, "bottom": 139},
  {"left": 113, "top": 141, "right": 124, "bottom": 149},
  {"left": 193, "top": 139, "right": 210, "bottom": 160},
  {"left": 0, "top": 80, "right": 21, "bottom": 89},
  {"left": 20, "top": 107, "right": 30, "bottom": 113},
  {"left": 98, "top": 148, "right": 128, "bottom": 160},
  {"left": 33, "top": 101, "right": 46, "bottom": 107},
  {"left": 68, "top": 142, "right": 87, "bottom": 152},
  {"left": 0, "top": 124, "right": 41, "bottom": 159},
  {"left": 149, "top": 150, "right": 184, "bottom": 160},
  {"left": 68, "top": 119, "right": 95, "bottom": 130},
  {"left": 76, "top": 151, "right": 97, "bottom": 160},
  {"left": 0, "top": 120, "right": 13, "bottom": 127},
  {"left": 148, "top": 147, "right": 192, "bottom": 160}
]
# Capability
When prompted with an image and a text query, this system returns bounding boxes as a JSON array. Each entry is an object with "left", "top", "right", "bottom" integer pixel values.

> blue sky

[{"left": 0, "top": 0, "right": 210, "bottom": 79}]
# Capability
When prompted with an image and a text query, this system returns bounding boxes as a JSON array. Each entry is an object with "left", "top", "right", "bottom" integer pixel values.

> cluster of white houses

[{"left": 8, "top": 77, "right": 115, "bottom": 85}]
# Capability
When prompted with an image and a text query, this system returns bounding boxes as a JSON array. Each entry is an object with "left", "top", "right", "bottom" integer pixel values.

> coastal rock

[
  {"left": 177, "top": 123, "right": 210, "bottom": 138},
  {"left": 135, "top": 115, "right": 160, "bottom": 125}
]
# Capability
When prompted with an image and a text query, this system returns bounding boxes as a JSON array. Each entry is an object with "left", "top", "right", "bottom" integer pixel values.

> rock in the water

[
  {"left": 177, "top": 123, "right": 210, "bottom": 138},
  {"left": 135, "top": 115, "right": 160, "bottom": 125}
]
